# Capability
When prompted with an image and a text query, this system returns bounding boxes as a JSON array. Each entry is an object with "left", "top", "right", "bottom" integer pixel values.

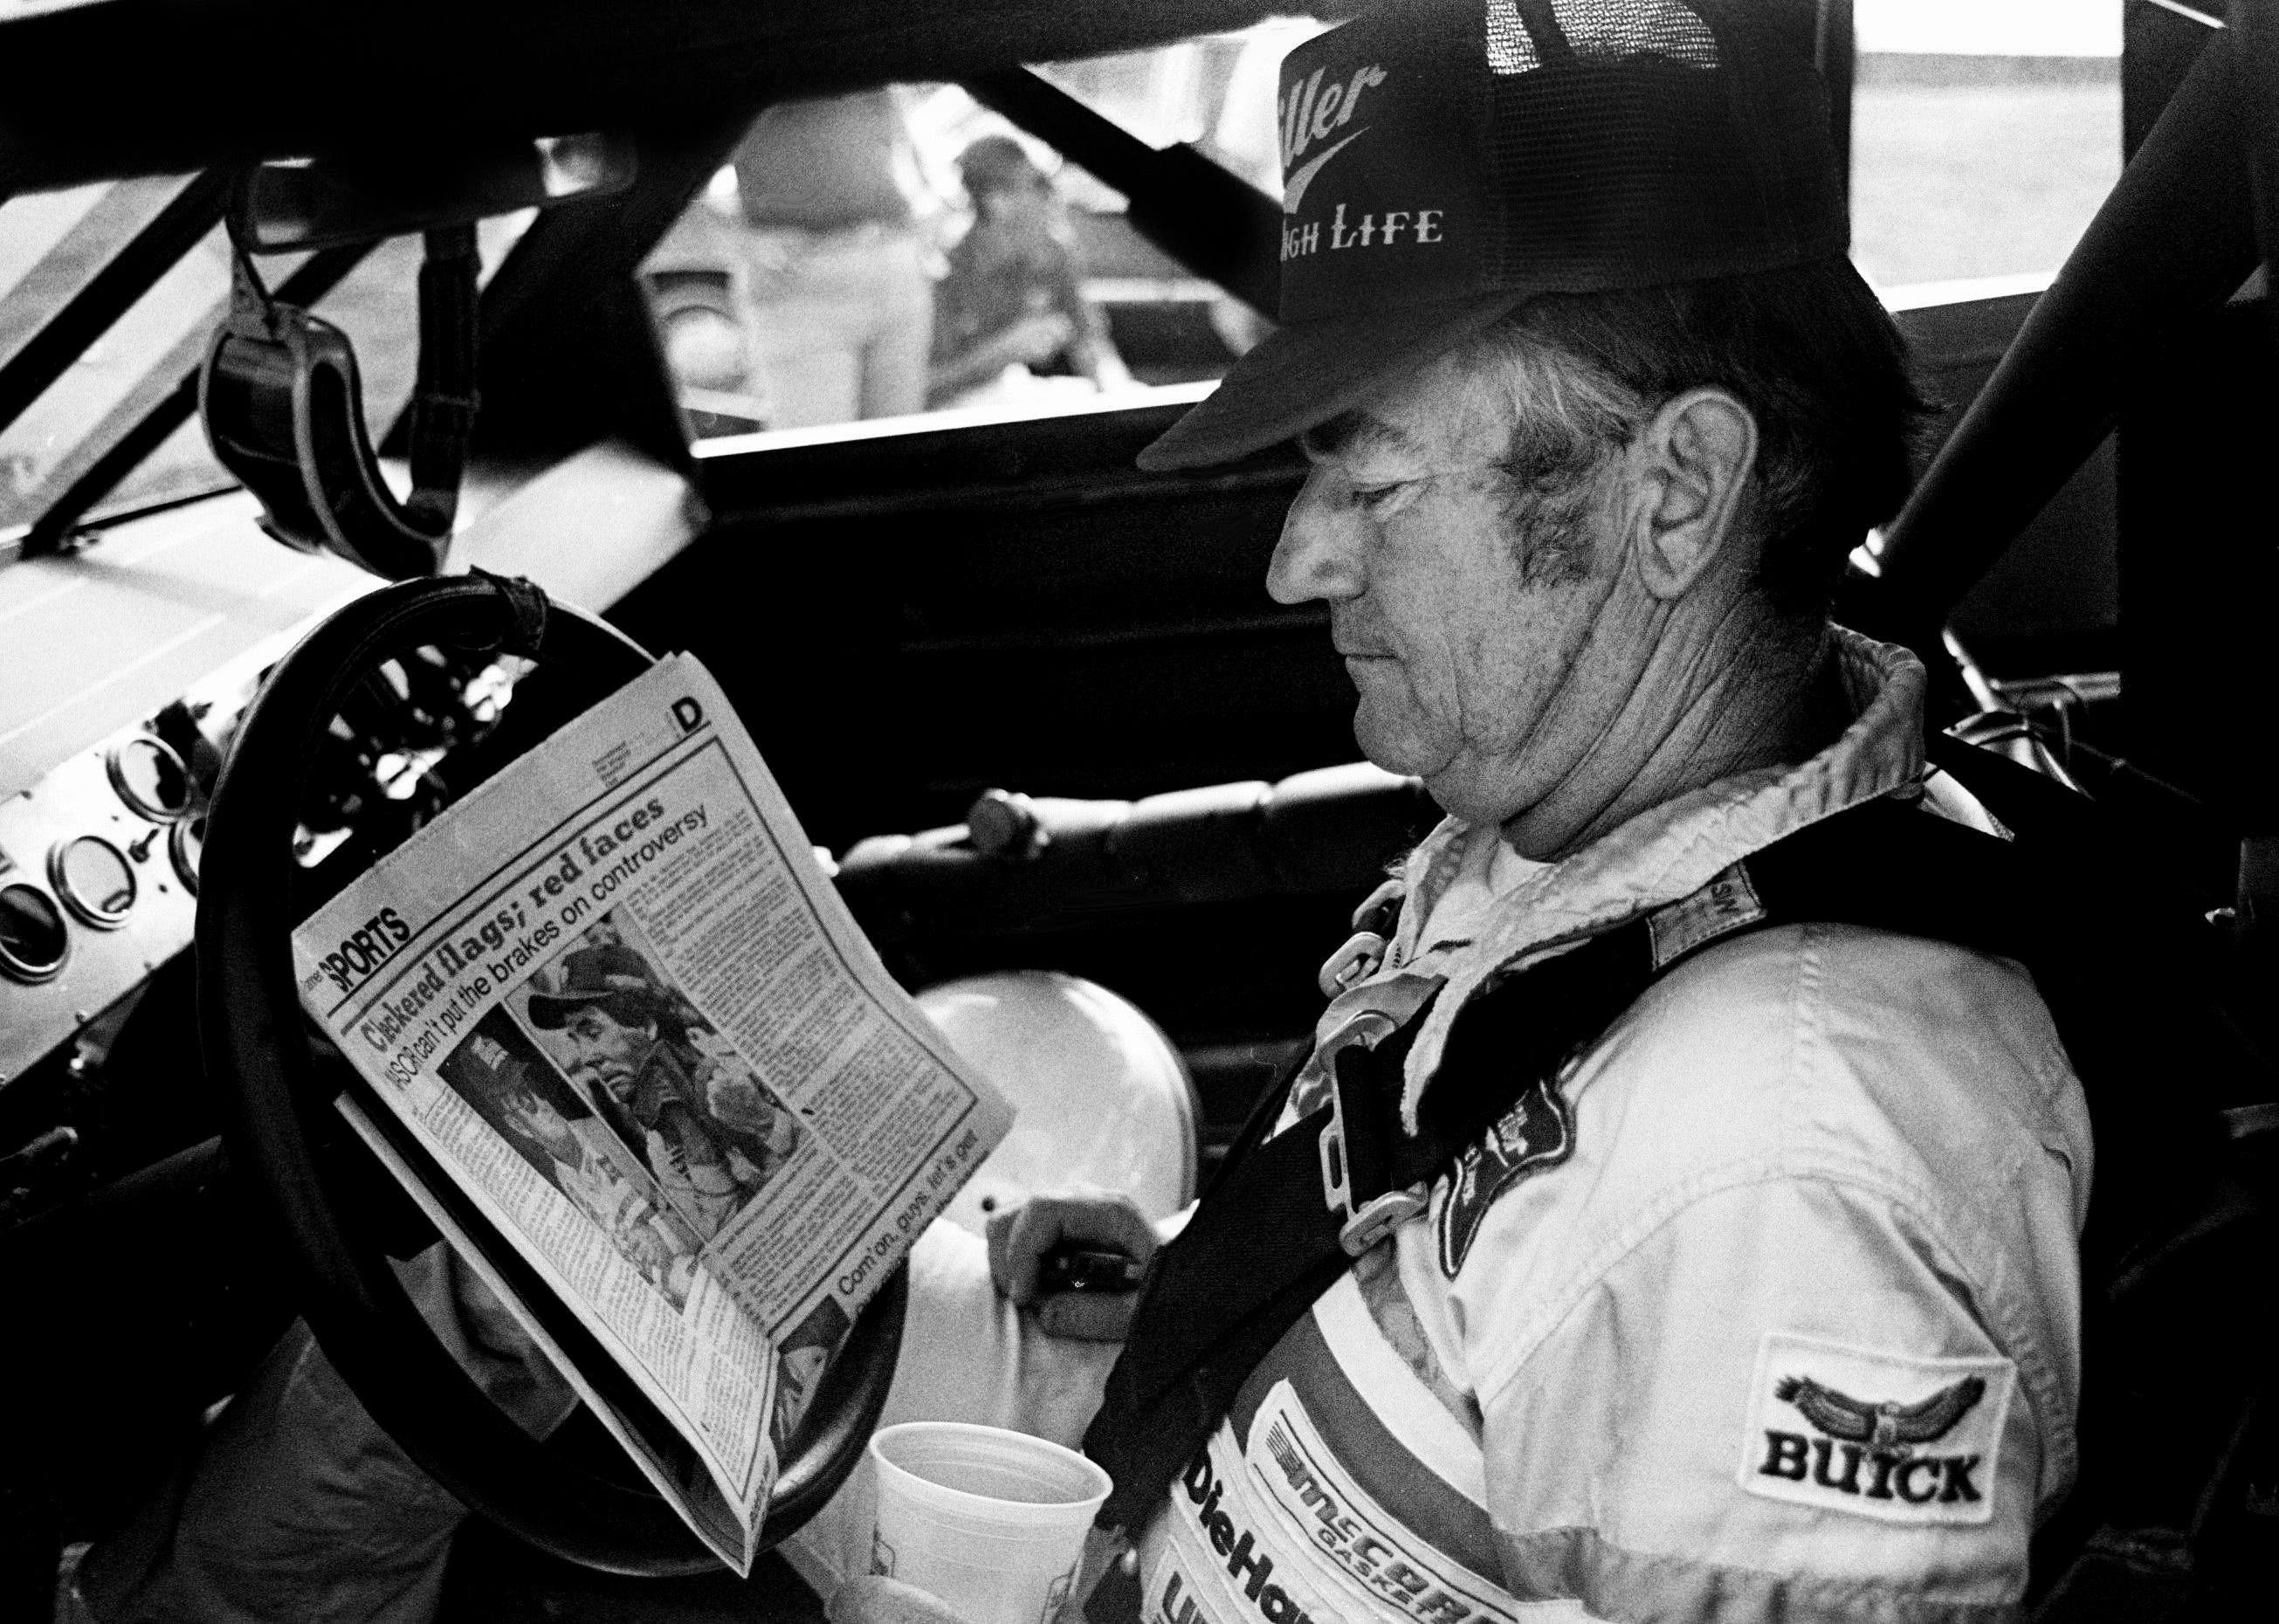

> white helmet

[{"left": 916, "top": 971, "right": 1197, "bottom": 1235}]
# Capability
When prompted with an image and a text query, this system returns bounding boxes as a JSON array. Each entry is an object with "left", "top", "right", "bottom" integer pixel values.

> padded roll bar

[
  {"left": 2241, "top": 0, "right": 2279, "bottom": 354},
  {"left": 835, "top": 762, "right": 1436, "bottom": 940}
]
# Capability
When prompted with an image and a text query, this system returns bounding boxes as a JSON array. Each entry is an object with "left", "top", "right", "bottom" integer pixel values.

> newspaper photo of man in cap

[{"left": 520, "top": 918, "right": 804, "bottom": 1240}]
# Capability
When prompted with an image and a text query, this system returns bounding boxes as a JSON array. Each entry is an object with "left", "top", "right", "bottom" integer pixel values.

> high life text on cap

[{"left": 1277, "top": 58, "right": 1443, "bottom": 263}]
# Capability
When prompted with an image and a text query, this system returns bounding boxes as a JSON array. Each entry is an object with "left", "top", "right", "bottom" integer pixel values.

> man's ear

[{"left": 1628, "top": 387, "right": 1758, "bottom": 600}]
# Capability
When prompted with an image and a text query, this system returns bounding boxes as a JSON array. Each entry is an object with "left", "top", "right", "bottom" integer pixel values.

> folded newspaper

[{"left": 292, "top": 653, "right": 1013, "bottom": 1573}]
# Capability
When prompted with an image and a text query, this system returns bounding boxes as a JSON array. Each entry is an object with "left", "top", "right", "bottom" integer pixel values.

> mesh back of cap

[{"left": 1477, "top": 0, "right": 1839, "bottom": 291}]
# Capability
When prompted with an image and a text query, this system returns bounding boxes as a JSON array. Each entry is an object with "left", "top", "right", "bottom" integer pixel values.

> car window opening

[{"left": 638, "top": 33, "right": 1316, "bottom": 450}]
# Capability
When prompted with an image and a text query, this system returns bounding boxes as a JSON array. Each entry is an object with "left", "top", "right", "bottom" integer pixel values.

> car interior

[{"left": 1, "top": 1, "right": 2274, "bottom": 1620}]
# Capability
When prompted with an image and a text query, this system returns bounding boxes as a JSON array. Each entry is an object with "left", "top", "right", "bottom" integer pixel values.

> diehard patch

[
  {"left": 1738, "top": 1332, "right": 2015, "bottom": 1526},
  {"left": 1647, "top": 861, "right": 1766, "bottom": 969},
  {"left": 1436, "top": 1078, "right": 1573, "bottom": 1277}
]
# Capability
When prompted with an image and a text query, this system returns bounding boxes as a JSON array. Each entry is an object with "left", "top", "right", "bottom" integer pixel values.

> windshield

[{"left": 0, "top": 191, "right": 532, "bottom": 542}]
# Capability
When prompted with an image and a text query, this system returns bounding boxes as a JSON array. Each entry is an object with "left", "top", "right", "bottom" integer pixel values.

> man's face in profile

[
  {"left": 562, "top": 1004, "right": 657, "bottom": 1097},
  {"left": 1268, "top": 352, "right": 1626, "bottom": 827}
]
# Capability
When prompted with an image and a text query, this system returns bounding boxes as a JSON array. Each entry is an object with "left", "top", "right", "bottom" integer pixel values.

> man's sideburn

[{"left": 1493, "top": 404, "right": 1627, "bottom": 589}]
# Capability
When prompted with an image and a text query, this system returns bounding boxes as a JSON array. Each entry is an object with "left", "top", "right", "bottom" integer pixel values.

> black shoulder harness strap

[{"left": 1082, "top": 773, "right": 2238, "bottom": 1538}]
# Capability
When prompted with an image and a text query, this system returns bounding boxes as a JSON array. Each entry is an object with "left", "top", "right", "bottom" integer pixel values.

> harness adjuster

[
  {"left": 1316, "top": 930, "right": 1388, "bottom": 998},
  {"left": 1313, "top": 1008, "right": 1416, "bottom": 1254},
  {"left": 1337, "top": 1186, "right": 1429, "bottom": 1256}
]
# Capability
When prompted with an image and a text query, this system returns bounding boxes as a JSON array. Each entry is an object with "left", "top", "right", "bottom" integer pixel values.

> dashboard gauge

[
  {"left": 49, "top": 835, "right": 137, "bottom": 928},
  {"left": 107, "top": 734, "right": 191, "bottom": 822},
  {"left": 170, "top": 812, "right": 205, "bottom": 895},
  {"left": 0, "top": 883, "right": 69, "bottom": 983}
]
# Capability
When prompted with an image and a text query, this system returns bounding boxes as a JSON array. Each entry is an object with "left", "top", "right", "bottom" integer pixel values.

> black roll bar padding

[
  {"left": 1852, "top": 23, "right": 2262, "bottom": 648},
  {"left": 963, "top": 68, "right": 1281, "bottom": 319},
  {"left": 198, "top": 574, "right": 905, "bottom": 1575},
  {"left": 2238, "top": 0, "right": 2279, "bottom": 354},
  {"left": 1811, "top": 0, "right": 1856, "bottom": 202},
  {"left": 835, "top": 762, "right": 1435, "bottom": 939},
  {"left": 1115, "top": 781, "right": 1281, "bottom": 901},
  {"left": 401, "top": 226, "right": 483, "bottom": 537}
]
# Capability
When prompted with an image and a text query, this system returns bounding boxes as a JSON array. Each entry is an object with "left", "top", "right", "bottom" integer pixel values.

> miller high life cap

[{"left": 1139, "top": 0, "right": 1850, "bottom": 471}]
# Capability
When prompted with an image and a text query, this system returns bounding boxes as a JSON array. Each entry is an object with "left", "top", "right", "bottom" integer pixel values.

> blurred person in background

[
  {"left": 649, "top": 89, "right": 938, "bottom": 429},
  {"left": 926, "top": 134, "right": 1131, "bottom": 408},
  {"left": 734, "top": 90, "right": 938, "bottom": 426}
]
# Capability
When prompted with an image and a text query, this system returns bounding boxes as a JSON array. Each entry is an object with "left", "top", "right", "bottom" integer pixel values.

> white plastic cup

[{"left": 868, "top": 1421, "right": 1112, "bottom": 1624}]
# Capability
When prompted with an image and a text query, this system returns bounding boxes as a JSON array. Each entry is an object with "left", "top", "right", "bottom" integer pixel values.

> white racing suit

[
  {"left": 1129, "top": 630, "right": 2090, "bottom": 1624},
  {"left": 84, "top": 630, "right": 2087, "bottom": 1624}
]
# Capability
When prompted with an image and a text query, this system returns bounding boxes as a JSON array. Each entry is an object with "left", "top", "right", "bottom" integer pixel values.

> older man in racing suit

[
  {"left": 830, "top": 3, "right": 2088, "bottom": 1622},
  {"left": 77, "top": 5, "right": 2088, "bottom": 1622}
]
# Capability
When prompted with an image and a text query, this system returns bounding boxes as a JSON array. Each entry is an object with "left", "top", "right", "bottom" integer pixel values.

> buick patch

[
  {"left": 1436, "top": 1078, "right": 1573, "bottom": 1277},
  {"left": 1738, "top": 1331, "right": 2015, "bottom": 1525}
]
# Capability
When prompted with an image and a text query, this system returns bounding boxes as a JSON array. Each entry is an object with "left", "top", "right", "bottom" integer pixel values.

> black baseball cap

[
  {"left": 1139, "top": 0, "right": 1849, "bottom": 471},
  {"left": 525, "top": 945, "right": 667, "bottom": 1029}
]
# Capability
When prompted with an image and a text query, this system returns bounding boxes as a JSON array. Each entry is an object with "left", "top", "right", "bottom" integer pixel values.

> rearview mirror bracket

[{"left": 229, "top": 135, "right": 636, "bottom": 254}]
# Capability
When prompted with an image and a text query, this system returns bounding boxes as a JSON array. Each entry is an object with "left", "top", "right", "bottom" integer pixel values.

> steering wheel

[{"left": 196, "top": 573, "right": 904, "bottom": 1576}]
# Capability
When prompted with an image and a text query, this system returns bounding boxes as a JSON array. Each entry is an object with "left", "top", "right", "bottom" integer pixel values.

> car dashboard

[{"left": 0, "top": 446, "right": 697, "bottom": 1220}]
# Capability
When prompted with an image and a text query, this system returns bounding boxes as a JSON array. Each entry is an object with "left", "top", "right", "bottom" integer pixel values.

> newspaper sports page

[{"left": 292, "top": 652, "right": 1013, "bottom": 1571}]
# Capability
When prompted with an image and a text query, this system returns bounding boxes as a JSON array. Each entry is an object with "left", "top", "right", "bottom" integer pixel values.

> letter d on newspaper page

[{"left": 292, "top": 653, "right": 1012, "bottom": 1572}]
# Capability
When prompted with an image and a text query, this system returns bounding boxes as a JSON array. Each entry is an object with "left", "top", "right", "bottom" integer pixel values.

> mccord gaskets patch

[
  {"left": 1436, "top": 1077, "right": 1573, "bottom": 1277},
  {"left": 1737, "top": 1331, "right": 2016, "bottom": 1525}
]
